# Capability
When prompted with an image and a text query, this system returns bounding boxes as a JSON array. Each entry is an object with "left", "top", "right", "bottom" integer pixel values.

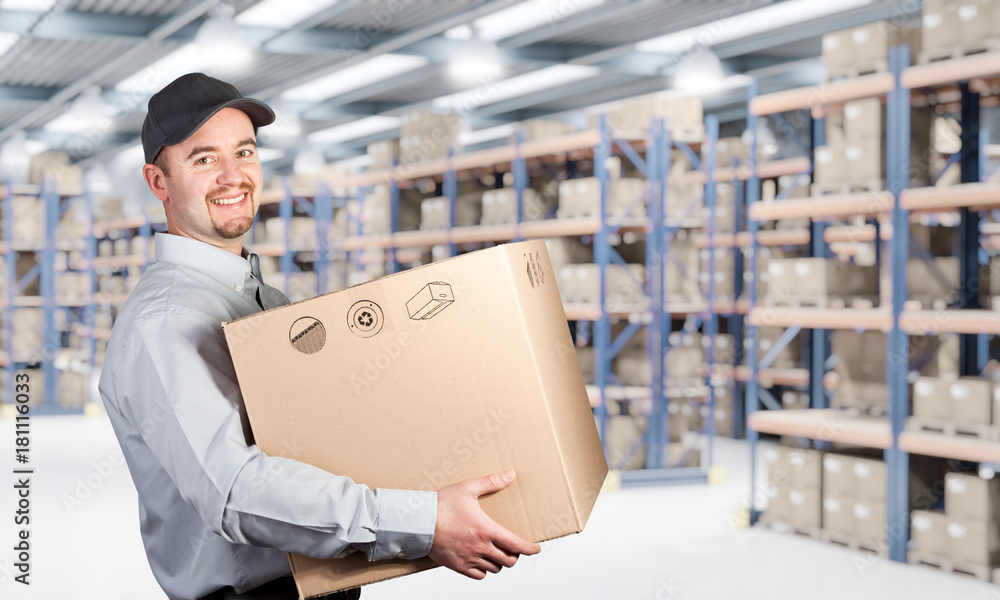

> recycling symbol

[{"left": 347, "top": 300, "right": 384, "bottom": 338}]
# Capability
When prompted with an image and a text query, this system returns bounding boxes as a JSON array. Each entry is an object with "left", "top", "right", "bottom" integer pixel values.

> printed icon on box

[
  {"left": 406, "top": 282, "right": 454, "bottom": 320},
  {"left": 347, "top": 300, "right": 384, "bottom": 338},
  {"left": 524, "top": 252, "right": 545, "bottom": 288},
  {"left": 289, "top": 316, "right": 326, "bottom": 354}
]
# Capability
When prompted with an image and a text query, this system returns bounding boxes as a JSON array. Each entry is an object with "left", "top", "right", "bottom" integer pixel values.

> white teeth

[{"left": 211, "top": 193, "right": 244, "bottom": 206}]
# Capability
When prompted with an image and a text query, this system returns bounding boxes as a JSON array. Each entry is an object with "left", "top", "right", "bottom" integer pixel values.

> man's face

[{"left": 145, "top": 107, "right": 262, "bottom": 252}]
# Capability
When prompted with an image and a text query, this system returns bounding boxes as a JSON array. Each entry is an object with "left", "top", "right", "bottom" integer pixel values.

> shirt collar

[{"left": 154, "top": 232, "right": 252, "bottom": 294}]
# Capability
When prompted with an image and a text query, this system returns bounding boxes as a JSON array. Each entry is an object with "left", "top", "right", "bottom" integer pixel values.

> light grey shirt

[{"left": 99, "top": 232, "right": 436, "bottom": 600}]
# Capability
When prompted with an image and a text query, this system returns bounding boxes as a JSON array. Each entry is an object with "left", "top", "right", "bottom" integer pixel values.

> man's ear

[{"left": 142, "top": 163, "right": 169, "bottom": 203}]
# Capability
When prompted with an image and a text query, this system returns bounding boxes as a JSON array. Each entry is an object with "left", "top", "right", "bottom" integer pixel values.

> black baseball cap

[{"left": 141, "top": 72, "right": 275, "bottom": 165}]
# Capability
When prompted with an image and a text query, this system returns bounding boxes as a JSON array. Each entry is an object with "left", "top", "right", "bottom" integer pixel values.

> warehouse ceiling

[{"left": 0, "top": 0, "right": 920, "bottom": 179}]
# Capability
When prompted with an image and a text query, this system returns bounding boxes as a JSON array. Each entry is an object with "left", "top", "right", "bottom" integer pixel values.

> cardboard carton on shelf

[
  {"left": 555, "top": 177, "right": 647, "bottom": 220},
  {"left": 594, "top": 97, "right": 704, "bottom": 141},
  {"left": 947, "top": 519, "right": 1000, "bottom": 566},
  {"left": 764, "top": 258, "right": 877, "bottom": 301},
  {"left": 788, "top": 487, "right": 822, "bottom": 529},
  {"left": 823, "top": 454, "right": 856, "bottom": 498},
  {"left": 852, "top": 500, "right": 887, "bottom": 542},
  {"left": 812, "top": 144, "right": 846, "bottom": 184},
  {"left": 512, "top": 119, "right": 577, "bottom": 143},
  {"left": 366, "top": 140, "right": 399, "bottom": 171},
  {"left": 922, "top": 0, "right": 961, "bottom": 52},
  {"left": 823, "top": 495, "right": 855, "bottom": 536},
  {"left": 851, "top": 21, "right": 921, "bottom": 65},
  {"left": 223, "top": 240, "right": 607, "bottom": 597},
  {"left": 911, "top": 510, "right": 950, "bottom": 556},
  {"left": 822, "top": 29, "right": 855, "bottom": 74},
  {"left": 945, "top": 473, "right": 1000, "bottom": 524},
  {"left": 419, "top": 195, "right": 481, "bottom": 230}
]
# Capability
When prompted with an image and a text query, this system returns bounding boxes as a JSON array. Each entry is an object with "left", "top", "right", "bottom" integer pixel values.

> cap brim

[{"left": 160, "top": 97, "right": 276, "bottom": 153}]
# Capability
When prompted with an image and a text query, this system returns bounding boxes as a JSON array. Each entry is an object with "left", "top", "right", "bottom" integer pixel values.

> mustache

[{"left": 206, "top": 182, "right": 255, "bottom": 201}]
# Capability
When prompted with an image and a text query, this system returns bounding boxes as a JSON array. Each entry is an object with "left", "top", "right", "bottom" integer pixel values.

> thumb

[{"left": 467, "top": 470, "right": 517, "bottom": 498}]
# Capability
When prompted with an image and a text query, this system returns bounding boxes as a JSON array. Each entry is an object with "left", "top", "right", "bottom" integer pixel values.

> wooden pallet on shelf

[
  {"left": 917, "top": 39, "right": 1000, "bottom": 66},
  {"left": 758, "top": 517, "right": 822, "bottom": 540},
  {"left": 820, "top": 529, "right": 885, "bottom": 554},
  {"left": 826, "top": 59, "right": 890, "bottom": 81},
  {"left": 905, "top": 416, "right": 999, "bottom": 442},
  {"left": 907, "top": 551, "right": 993, "bottom": 582}
]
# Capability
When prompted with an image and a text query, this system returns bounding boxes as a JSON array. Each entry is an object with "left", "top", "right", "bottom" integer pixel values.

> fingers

[
  {"left": 466, "top": 470, "right": 517, "bottom": 498},
  {"left": 491, "top": 525, "right": 542, "bottom": 556}
]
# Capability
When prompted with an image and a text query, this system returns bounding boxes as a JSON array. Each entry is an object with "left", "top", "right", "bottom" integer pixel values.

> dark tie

[{"left": 248, "top": 252, "right": 265, "bottom": 310}]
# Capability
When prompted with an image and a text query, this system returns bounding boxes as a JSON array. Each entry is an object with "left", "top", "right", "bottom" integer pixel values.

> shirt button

[
  {"left": 235, "top": 285, "right": 242, "bottom": 292},
  {"left": 245, "top": 265, "right": 251, "bottom": 273},
  {"left": 396, "top": 552, "right": 406, "bottom": 558}
]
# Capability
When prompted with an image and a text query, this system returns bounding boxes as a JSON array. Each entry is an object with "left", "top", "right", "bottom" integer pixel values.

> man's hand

[{"left": 428, "top": 470, "right": 541, "bottom": 580}]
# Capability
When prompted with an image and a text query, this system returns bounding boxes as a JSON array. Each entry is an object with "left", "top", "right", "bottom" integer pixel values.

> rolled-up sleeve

[{"left": 110, "top": 307, "right": 436, "bottom": 562}]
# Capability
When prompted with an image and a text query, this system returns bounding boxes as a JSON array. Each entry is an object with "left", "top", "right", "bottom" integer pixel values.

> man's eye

[
  {"left": 238, "top": 149, "right": 254, "bottom": 158},
  {"left": 196, "top": 157, "right": 212, "bottom": 164}
]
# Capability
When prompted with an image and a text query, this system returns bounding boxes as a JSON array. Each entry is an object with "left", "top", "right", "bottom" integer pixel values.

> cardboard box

[
  {"left": 823, "top": 495, "right": 855, "bottom": 536},
  {"left": 950, "top": 377, "right": 993, "bottom": 425},
  {"left": 923, "top": 0, "right": 961, "bottom": 51},
  {"left": 947, "top": 519, "right": 1000, "bottom": 565},
  {"left": 945, "top": 473, "right": 1000, "bottom": 523},
  {"left": 223, "top": 240, "right": 608, "bottom": 596},
  {"left": 789, "top": 488, "right": 822, "bottom": 529},
  {"left": 911, "top": 510, "right": 950, "bottom": 556},
  {"left": 913, "top": 377, "right": 950, "bottom": 420},
  {"left": 958, "top": 0, "right": 1000, "bottom": 43},
  {"left": 844, "top": 138, "right": 884, "bottom": 181},
  {"left": 852, "top": 21, "right": 921, "bottom": 64},
  {"left": 555, "top": 177, "right": 646, "bottom": 220},
  {"left": 787, "top": 448, "right": 823, "bottom": 490},
  {"left": 813, "top": 144, "right": 846, "bottom": 183},
  {"left": 852, "top": 457, "right": 887, "bottom": 503},
  {"left": 823, "top": 454, "right": 855, "bottom": 497},
  {"left": 844, "top": 98, "right": 884, "bottom": 145},
  {"left": 853, "top": 501, "right": 887, "bottom": 542},
  {"left": 822, "top": 30, "right": 854, "bottom": 73},
  {"left": 765, "top": 258, "right": 877, "bottom": 299}
]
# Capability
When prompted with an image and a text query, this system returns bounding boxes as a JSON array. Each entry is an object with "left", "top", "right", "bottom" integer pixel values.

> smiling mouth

[{"left": 210, "top": 192, "right": 247, "bottom": 206}]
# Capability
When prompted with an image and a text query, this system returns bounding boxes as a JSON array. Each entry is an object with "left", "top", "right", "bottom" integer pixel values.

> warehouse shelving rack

[
  {"left": 744, "top": 43, "right": 1000, "bottom": 564},
  {"left": 1, "top": 178, "right": 96, "bottom": 414}
]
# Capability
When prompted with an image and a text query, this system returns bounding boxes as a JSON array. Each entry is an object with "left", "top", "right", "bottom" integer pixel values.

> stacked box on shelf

[
  {"left": 399, "top": 111, "right": 462, "bottom": 166},
  {"left": 912, "top": 473, "right": 1000, "bottom": 572},
  {"left": 699, "top": 248, "right": 735, "bottom": 303},
  {"left": 910, "top": 376, "right": 995, "bottom": 433},
  {"left": 813, "top": 98, "right": 931, "bottom": 188},
  {"left": 480, "top": 188, "right": 543, "bottom": 225},
  {"left": 763, "top": 257, "right": 878, "bottom": 306},
  {"left": 594, "top": 97, "right": 704, "bottom": 142},
  {"left": 824, "top": 454, "right": 944, "bottom": 546},
  {"left": 511, "top": 119, "right": 576, "bottom": 142},
  {"left": 367, "top": 140, "right": 400, "bottom": 171},
  {"left": 822, "top": 21, "right": 922, "bottom": 79},
  {"left": 829, "top": 331, "right": 960, "bottom": 414},
  {"left": 362, "top": 184, "right": 420, "bottom": 234},
  {"left": 419, "top": 195, "right": 481, "bottom": 230},
  {"left": 762, "top": 445, "right": 823, "bottom": 531},
  {"left": 605, "top": 413, "right": 701, "bottom": 471},
  {"left": 555, "top": 176, "right": 646, "bottom": 220},
  {"left": 664, "top": 231, "right": 700, "bottom": 305},
  {"left": 556, "top": 263, "right": 648, "bottom": 310},
  {"left": 615, "top": 331, "right": 734, "bottom": 387},
  {"left": 921, "top": 0, "right": 1000, "bottom": 62}
]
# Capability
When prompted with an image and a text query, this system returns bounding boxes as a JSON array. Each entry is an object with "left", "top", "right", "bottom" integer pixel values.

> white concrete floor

[{"left": 1, "top": 413, "right": 997, "bottom": 600}]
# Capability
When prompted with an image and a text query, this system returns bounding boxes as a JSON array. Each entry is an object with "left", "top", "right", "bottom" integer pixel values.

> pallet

[
  {"left": 902, "top": 296, "right": 954, "bottom": 312},
  {"left": 907, "top": 550, "right": 994, "bottom": 582},
  {"left": 917, "top": 38, "right": 1000, "bottom": 65},
  {"left": 905, "top": 416, "right": 999, "bottom": 442},
  {"left": 810, "top": 180, "right": 886, "bottom": 196},
  {"left": 760, "top": 295, "right": 879, "bottom": 310},
  {"left": 759, "top": 518, "right": 822, "bottom": 540},
  {"left": 825, "top": 59, "right": 889, "bottom": 81},
  {"left": 821, "top": 529, "right": 885, "bottom": 554}
]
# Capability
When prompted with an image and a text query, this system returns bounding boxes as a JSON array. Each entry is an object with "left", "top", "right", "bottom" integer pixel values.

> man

[{"left": 99, "top": 73, "right": 539, "bottom": 600}]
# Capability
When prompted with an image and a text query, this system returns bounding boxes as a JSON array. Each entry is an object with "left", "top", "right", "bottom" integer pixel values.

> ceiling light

[
  {"left": 660, "top": 73, "right": 752, "bottom": 98},
  {"left": 444, "top": 25, "right": 473, "bottom": 41},
  {"left": 0, "top": 0, "right": 57, "bottom": 10},
  {"left": 45, "top": 86, "right": 112, "bottom": 133},
  {"left": 332, "top": 154, "right": 373, "bottom": 172},
  {"left": 115, "top": 43, "right": 199, "bottom": 97},
  {"left": 0, "top": 33, "right": 19, "bottom": 59},
  {"left": 637, "top": 0, "right": 873, "bottom": 53},
  {"left": 282, "top": 54, "right": 429, "bottom": 102},
  {"left": 293, "top": 147, "right": 325, "bottom": 174},
  {"left": 0, "top": 130, "right": 30, "bottom": 183},
  {"left": 195, "top": 6, "right": 254, "bottom": 76},
  {"left": 433, "top": 65, "right": 600, "bottom": 111},
  {"left": 307, "top": 116, "right": 401, "bottom": 144},
  {"left": 448, "top": 34, "right": 503, "bottom": 85},
  {"left": 458, "top": 124, "right": 515, "bottom": 146},
  {"left": 673, "top": 49, "right": 725, "bottom": 94},
  {"left": 446, "top": 0, "right": 606, "bottom": 42},
  {"left": 256, "top": 148, "right": 287, "bottom": 163},
  {"left": 235, "top": 0, "right": 340, "bottom": 29}
]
